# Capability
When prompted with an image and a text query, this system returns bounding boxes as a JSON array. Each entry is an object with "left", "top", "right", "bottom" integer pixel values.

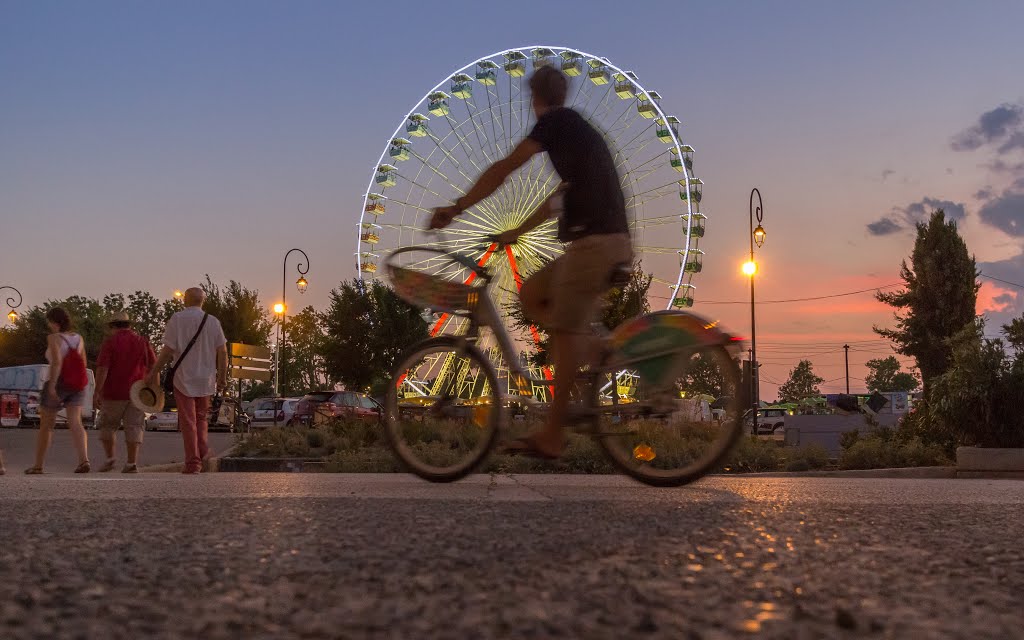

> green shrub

[
  {"left": 236, "top": 428, "right": 311, "bottom": 457},
  {"left": 724, "top": 436, "right": 783, "bottom": 473},
  {"left": 306, "top": 430, "right": 325, "bottom": 449},
  {"left": 784, "top": 443, "right": 830, "bottom": 471},
  {"left": 839, "top": 434, "right": 949, "bottom": 470}
]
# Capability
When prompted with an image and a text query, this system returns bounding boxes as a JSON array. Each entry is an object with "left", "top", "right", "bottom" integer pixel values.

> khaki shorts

[
  {"left": 524, "top": 233, "right": 633, "bottom": 333},
  {"left": 98, "top": 400, "right": 146, "bottom": 444}
]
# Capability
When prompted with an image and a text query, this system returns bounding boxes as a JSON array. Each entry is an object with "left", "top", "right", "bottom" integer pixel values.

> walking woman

[{"left": 24, "top": 307, "right": 91, "bottom": 474}]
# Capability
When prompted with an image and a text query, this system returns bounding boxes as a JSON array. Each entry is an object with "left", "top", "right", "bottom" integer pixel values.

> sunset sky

[{"left": 2, "top": 1, "right": 1023, "bottom": 399}]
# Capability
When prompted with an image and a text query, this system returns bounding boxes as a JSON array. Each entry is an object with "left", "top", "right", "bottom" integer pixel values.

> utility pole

[{"left": 843, "top": 344, "right": 850, "bottom": 394}]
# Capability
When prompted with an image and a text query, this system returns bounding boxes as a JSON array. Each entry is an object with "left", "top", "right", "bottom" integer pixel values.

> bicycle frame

[{"left": 387, "top": 243, "right": 742, "bottom": 414}]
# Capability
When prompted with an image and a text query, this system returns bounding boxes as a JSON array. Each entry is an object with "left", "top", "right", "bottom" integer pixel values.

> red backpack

[{"left": 59, "top": 335, "right": 89, "bottom": 392}]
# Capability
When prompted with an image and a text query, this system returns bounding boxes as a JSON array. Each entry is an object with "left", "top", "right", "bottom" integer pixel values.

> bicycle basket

[{"left": 388, "top": 264, "right": 482, "bottom": 314}]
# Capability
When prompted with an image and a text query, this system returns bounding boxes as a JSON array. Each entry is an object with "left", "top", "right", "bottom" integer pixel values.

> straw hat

[
  {"left": 130, "top": 380, "right": 165, "bottom": 413},
  {"left": 108, "top": 310, "right": 131, "bottom": 324}
]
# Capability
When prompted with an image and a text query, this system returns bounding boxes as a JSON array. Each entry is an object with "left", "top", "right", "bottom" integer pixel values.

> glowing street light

[
  {"left": 1, "top": 286, "right": 23, "bottom": 325},
  {"left": 174, "top": 290, "right": 184, "bottom": 300},
  {"left": 746, "top": 188, "right": 767, "bottom": 435},
  {"left": 277, "top": 248, "right": 310, "bottom": 399}
]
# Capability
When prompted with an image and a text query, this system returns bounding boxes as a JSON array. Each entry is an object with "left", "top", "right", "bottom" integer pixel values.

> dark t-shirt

[
  {"left": 527, "top": 107, "right": 629, "bottom": 242},
  {"left": 97, "top": 329, "right": 156, "bottom": 401}
]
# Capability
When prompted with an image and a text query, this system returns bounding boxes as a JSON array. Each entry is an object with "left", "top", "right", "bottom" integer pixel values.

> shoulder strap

[{"left": 169, "top": 313, "right": 209, "bottom": 375}]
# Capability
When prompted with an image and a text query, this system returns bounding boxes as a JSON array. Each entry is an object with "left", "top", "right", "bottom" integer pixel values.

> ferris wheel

[{"left": 357, "top": 46, "right": 706, "bottom": 399}]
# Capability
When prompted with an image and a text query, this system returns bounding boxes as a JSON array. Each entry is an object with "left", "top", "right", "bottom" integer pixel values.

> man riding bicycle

[{"left": 430, "top": 65, "right": 633, "bottom": 459}]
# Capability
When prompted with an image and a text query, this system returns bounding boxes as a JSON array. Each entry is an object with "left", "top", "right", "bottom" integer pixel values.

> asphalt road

[
  {"left": 0, "top": 427, "right": 236, "bottom": 473},
  {"left": 0, "top": 474, "right": 1022, "bottom": 639}
]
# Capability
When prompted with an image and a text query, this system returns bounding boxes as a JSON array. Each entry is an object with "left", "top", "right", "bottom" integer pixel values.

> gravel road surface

[{"left": 0, "top": 474, "right": 1021, "bottom": 639}]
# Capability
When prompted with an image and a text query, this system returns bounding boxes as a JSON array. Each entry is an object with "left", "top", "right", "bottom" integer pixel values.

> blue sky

[{"left": 2, "top": 1, "right": 1023, "bottom": 397}]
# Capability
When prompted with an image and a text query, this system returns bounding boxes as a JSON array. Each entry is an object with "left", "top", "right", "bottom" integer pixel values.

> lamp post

[
  {"left": 745, "top": 189, "right": 766, "bottom": 436},
  {"left": 1, "top": 286, "right": 23, "bottom": 324},
  {"left": 278, "top": 248, "right": 310, "bottom": 396}
]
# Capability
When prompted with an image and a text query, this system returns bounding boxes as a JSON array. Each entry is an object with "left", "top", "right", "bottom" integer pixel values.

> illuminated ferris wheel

[{"left": 356, "top": 46, "right": 706, "bottom": 398}]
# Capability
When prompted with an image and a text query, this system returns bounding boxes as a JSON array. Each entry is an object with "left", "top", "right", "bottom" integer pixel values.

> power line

[
  {"left": 685, "top": 283, "right": 903, "bottom": 305},
  {"left": 980, "top": 273, "right": 1024, "bottom": 290}
]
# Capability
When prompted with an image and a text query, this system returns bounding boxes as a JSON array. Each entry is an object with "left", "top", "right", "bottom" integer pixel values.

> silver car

[{"left": 250, "top": 398, "right": 301, "bottom": 428}]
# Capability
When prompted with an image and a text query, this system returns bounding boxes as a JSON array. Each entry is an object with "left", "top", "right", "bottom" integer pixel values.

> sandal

[
  {"left": 501, "top": 436, "right": 565, "bottom": 460},
  {"left": 24, "top": 467, "right": 44, "bottom": 475},
  {"left": 74, "top": 462, "right": 91, "bottom": 474}
]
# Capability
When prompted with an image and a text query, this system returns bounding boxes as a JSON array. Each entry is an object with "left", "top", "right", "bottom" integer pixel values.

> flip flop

[
  {"left": 500, "top": 436, "right": 565, "bottom": 460},
  {"left": 24, "top": 467, "right": 43, "bottom": 475}
]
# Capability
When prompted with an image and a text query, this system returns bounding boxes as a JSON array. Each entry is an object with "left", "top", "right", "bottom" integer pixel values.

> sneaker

[
  {"left": 181, "top": 467, "right": 201, "bottom": 475},
  {"left": 121, "top": 464, "right": 139, "bottom": 474},
  {"left": 99, "top": 459, "right": 117, "bottom": 473}
]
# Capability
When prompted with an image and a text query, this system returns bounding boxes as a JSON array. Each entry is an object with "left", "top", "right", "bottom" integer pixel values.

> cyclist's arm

[{"left": 454, "top": 139, "right": 542, "bottom": 211}]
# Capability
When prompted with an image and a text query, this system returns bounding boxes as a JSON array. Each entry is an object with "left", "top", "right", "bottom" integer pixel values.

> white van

[{"left": 0, "top": 365, "right": 96, "bottom": 426}]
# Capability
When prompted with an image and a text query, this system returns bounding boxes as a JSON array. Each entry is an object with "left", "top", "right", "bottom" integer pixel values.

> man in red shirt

[{"left": 95, "top": 311, "right": 156, "bottom": 473}]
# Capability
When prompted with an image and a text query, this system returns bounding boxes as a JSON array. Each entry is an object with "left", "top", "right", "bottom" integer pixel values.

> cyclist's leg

[
  {"left": 519, "top": 257, "right": 560, "bottom": 327},
  {"left": 532, "top": 234, "right": 632, "bottom": 454}
]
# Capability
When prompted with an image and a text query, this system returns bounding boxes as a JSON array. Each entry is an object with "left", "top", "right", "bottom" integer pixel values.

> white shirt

[{"left": 162, "top": 306, "right": 227, "bottom": 398}]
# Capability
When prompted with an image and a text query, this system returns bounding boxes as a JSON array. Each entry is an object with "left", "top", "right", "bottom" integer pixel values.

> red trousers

[{"left": 174, "top": 389, "right": 210, "bottom": 472}]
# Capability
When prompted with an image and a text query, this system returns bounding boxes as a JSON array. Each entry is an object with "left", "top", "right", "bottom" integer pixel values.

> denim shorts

[{"left": 41, "top": 382, "right": 86, "bottom": 410}]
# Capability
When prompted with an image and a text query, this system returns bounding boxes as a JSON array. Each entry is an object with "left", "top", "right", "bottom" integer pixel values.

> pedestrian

[
  {"left": 24, "top": 307, "right": 91, "bottom": 474},
  {"left": 146, "top": 287, "right": 227, "bottom": 474},
  {"left": 94, "top": 310, "right": 156, "bottom": 473}
]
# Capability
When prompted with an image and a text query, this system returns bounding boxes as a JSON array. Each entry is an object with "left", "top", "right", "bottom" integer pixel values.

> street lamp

[
  {"left": 2, "top": 286, "right": 23, "bottom": 324},
  {"left": 279, "top": 248, "right": 310, "bottom": 395},
  {"left": 272, "top": 303, "right": 285, "bottom": 401},
  {"left": 745, "top": 188, "right": 766, "bottom": 436}
]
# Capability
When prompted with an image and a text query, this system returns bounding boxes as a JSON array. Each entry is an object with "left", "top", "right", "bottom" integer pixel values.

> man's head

[
  {"left": 529, "top": 65, "right": 568, "bottom": 116},
  {"left": 108, "top": 310, "right": 132, "bottom": 330},
  {"left": 183, "top": 287, "right": 205, "bottom": 308}
]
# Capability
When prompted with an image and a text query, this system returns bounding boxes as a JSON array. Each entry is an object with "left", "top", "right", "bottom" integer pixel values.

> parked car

[
  {"left": 251, "top": 397, "right": 301, "bottom": 429},
  {"left": 146, "top": 410, "right": 179, "bottom": 432},
  {"left": 244, "top": 396, "right": 275, "bottom": 419},
  {"left": 744, "top": 407, "right": 787, "bottom": 441},
  {"left": 292, "top": 391, "right": 382, "bottom": 426}
]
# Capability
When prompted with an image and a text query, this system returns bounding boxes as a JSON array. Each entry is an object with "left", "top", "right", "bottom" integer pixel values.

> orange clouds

[{"left": 977, "top": 280, "right": 1016, "bottom": 314}]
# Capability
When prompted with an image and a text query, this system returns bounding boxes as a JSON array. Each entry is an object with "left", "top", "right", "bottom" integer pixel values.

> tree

[
  {"left": 778, "top": 360, "right": 823, "bottom": 403},
  {"left": 929, "top": 320, "right": 1024, "bottom": 448},
  {"left": 874, "top": 210, "right": 978, "bottom": 397},
  {"left": 864, "top": 356, "right": 919, "bottom": 393},
  {"left": 199, "top": 277, "right": 272, "bottom": 347},
  {"left": 1003, "top": 316, "right": 1024, "bottom": 355},
  {"left": 507, "top": 260, "right": 653, "bottom": 367},
  {"left": 321, "top": 279, "right": 428, "bottom": 394},
  {"left": 681, "top": 351, "right": 725, "bottom": 398},
  {"left": 278, "top": 305, "right": 329, "bottom": 395}
]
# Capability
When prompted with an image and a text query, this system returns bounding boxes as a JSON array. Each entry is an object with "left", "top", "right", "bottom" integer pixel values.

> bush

[
  {"left": 724, "top": 436, "right": 783, "bottom": 473},
  {"left": 236, "top": 428, "right": 311, "bottom": 457},
  {"left": 839, "top": 434, "right": 949, "bottom": 470},
  {"left": 928, "top": 321, "right": 1024, "bottom": 448},
  {"left": 784, "top": 443, "right": 830, "bottom": 471},
  {"left": 306, "top": 429, "right": 325, "bottom": 449}
]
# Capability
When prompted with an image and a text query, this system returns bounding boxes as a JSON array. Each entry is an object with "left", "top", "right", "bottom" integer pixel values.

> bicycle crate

[{"left": 388, "top": 265, "right": 482, "bottom": 314}]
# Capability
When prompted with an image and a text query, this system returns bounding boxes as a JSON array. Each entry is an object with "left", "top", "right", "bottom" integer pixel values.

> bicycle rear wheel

[
  {"left": 384, "top": 337, "right": 503, "bottom": 482},
  {"left": 597, "top": 345, "right": 744, "bottom": 487}
]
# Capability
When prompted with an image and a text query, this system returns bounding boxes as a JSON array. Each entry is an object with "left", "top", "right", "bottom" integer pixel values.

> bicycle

[{"left": 382, "top": 240, "right": 745, "bottom": 487}]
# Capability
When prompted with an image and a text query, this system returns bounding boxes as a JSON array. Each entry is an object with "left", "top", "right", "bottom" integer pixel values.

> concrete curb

[
  {"left": 218, "top": 457, "right": 325, "bottom": 473},
  {"left": 138, "top": 442, "right": 238, "bottom": 474}
]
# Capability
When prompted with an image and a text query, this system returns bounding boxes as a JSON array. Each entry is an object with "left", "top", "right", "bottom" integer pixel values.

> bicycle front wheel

[
  {"left": 384, "top": 337, "right": 503, "bottom": 482},
  {"left": 598, "top": 345, "right": 744, "bottom": 487}
]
